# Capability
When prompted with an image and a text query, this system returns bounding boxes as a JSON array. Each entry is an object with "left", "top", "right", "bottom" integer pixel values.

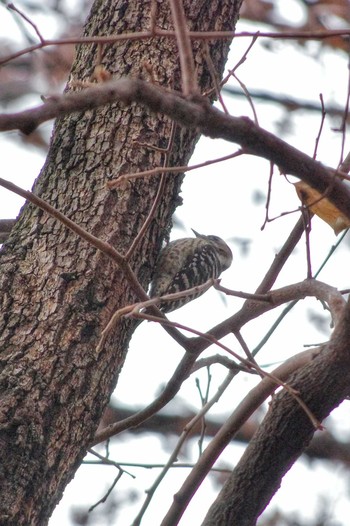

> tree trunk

[{"left": 0, "top": 0, "right": 241, "bottom": 523}]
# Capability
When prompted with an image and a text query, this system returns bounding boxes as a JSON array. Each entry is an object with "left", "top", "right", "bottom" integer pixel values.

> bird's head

[{"left": 191, "top": 229, "right": 233, "bottom": 272}]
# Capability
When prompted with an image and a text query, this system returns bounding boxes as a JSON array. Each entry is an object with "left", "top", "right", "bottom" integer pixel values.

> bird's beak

[{"left": 191, "top": 228, "right": 201, "bottom": 238}]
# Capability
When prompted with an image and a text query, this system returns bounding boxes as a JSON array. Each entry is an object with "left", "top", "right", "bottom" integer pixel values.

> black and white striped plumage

[{"left": 150, "top": 229, "right": 232, "bottom": 312}]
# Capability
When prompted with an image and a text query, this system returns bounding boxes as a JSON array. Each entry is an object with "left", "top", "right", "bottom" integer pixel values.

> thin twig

[
  {"left": 89, "top": 472, "right": 123, "bottom": 512},
  {"left": 149, "top": 0, "right": 158, "bottom": 35},
  {"left": 0, "top": 177, "right": 190, "bottom": 348},
  {"left": 313, "top": 94, "right": 326, "bottom": 159},
  {"left": 131, "top": 305, "right": 324, "bottom": 425},
  {"left": 234, "top": 331, "right": 263, "bottom": 378},
  {"left": 107, "top": 150, "right": 243, "bottom": 188},
  {"left": 87, "top": 449, "right": 134, "bottom": 477},
  {"left": 132, "top": 369, "right": 236, "bottom": 525},
  {"left": 261, "top": 162, "right": 274, "bottom": 230},
  {"left": 92, "top": 351, "right": 200, "bottom": 445},
  {"left": 2, "top": 28, "right": 350, "bottom": 67},
  {"left": 315, "top": 229, "right": 349, "bottom": 278},
  {"left": 213, "top": 281, "right": 271, "bottom": 302},
  {"left": 8, "top": 3, "right": 44, "bottom": 43},
  {"left": 252, "top": 232, "right": 349, "bottom": 355},
  {"left": 218, "top": 34, "right": 259, "bottom": 91},
  {"left": 126, "top": 120, "right": 177, "bottom": 259},
  {"left": 202, "top": 41, "right": 228, "bottom": 113},
  {"left": 252, "top": 300, "right": 299, "bottom": 356},
  {"left": 338, "top": 53, "right": 350, "bottom": 168},
  {"left": 96, "top": 280, "right": 215, "bottom": 356},
  {"left": 160, "top": 348, "right": 320, "bottom": 526},
  {"left": 169, "top": 0, "right": 197, "bottom": 95},
  {"left": 301, "top": 205, "right": 313, "bottom": 279},
  {"left": 196, "top": 366, "right": 212, "bottom": 456},
  {"left": 191, "top": 354, "right": 253, "bottom": 374},
  {"left": 1, "top": 77, "right": 350, "bottom": 227},
  {"left": 93, "top": 275, "right": 343, "bottom": 445},
  {"left": 222, "top": 86, "right": 347, "bottom": 117},
  {"left": 230, "top": 71, "right": 259, "bottom": 125},
  {"left": 0, "top": 178, "right": 124, "bottom": 265}
]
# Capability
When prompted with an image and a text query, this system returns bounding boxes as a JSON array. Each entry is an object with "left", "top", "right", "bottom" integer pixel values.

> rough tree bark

[
  {"left": 0, "top": 0, "right": 242, "bottom": 524},
  {"left": 202, "top": 302, "right": 350, "bottom": 526}
]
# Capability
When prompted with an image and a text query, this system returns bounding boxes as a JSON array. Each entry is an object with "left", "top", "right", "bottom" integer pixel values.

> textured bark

[{"left": 0, "top": 0, "right": 242, "bottom": 524}]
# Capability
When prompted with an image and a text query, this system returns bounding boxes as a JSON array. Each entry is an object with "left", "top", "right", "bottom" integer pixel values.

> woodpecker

[{"left": 149, "top": 229, "right": 232, "bottom": 312}]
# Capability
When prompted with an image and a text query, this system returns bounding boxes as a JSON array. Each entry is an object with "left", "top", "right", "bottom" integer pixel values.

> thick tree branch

[
  {"left": 202, "top": 298, "right": 350, "bottom": 525},
  {"left": 161, "top": 348, "right": 319, "bottom": 525},
  {"left": 1, "top": 78, "right": 350, "bottom": 222},
  {"left": 94, "top": 278, "right": 344, "bottom": 445}
]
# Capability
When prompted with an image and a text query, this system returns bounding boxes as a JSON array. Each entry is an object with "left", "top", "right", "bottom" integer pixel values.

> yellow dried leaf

[{"left": 294, "top": 181, "right": 350, "bottom": 235}]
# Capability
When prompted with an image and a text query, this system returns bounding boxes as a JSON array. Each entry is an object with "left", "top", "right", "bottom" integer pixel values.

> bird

[{"left": 149, "top": 229, "right": 233, "bottom": 312}]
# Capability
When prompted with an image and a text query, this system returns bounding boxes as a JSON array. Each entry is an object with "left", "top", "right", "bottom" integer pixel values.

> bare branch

[
  {"left": 223, "top": 86, "right": 347, "bottom": 118},
  {"left": 8, "top": 3, "right": 45, "bottom": 43},
  {"left": 169, "top": 0, "right": 198, "bottom": 95},
  {"left": 133, "top": 369, "right": 235, "bottom": 525},
  {"left": 108, "top": 150, "right": 243, "bottom": 187},
  {"left": 1, "top": 78, "right": 350, "bottom": 226},
  {"left": 125, "top": 121, "right": 176, "bottom": 260},
  {"left": 94, "top": 279, "right": 344, "bottom": 444},
  {"left": 2, "top": 28, "right": 350, "bottom": 67},
  {"left": 161, "top": 348, "right": 319, "bottom": 526},
  {"left": 92, "top": 351, "right": 200, "bottom": 445},
  {"left": 201, "top": 299, "right": 350, "bottom": 525}
]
